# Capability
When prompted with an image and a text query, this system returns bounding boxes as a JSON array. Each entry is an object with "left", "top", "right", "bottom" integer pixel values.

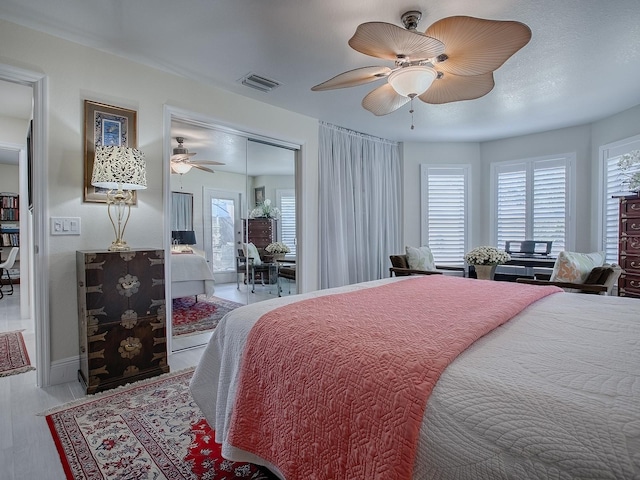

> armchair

[
  {"left": 389, "top": 254, "right": 465, "bottom": 277},
  {"left": 516, "top": 264, "right": 623, "bottom": 295}
]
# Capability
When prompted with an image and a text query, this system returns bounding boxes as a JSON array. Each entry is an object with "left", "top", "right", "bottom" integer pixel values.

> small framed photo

[
  {"left": 83, "top": 100, "right": 138, "bottom": 203},
  {"left": 254, "top": 186, "right": 265, "bottom": 205}
]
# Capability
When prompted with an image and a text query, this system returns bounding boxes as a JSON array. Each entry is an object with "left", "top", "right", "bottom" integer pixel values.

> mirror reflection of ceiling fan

[
  {"left": 170, "top": 137, "right": 225, "bottom": 174},
  {"left": 312, "top": 11, "right": 531, "bottom": 129}
]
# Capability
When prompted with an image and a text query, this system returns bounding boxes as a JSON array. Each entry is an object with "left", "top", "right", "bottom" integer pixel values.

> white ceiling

[{"left": 1, "top": 0, "right": 640, "bottom": 144}]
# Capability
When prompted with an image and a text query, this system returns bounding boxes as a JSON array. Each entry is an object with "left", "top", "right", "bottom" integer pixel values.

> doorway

[
  {"left": 0, "top": 65, "right": 50, "bottom": 387},
  {"left": 203, "top": 188, "right": 242, "bottom": 285}
]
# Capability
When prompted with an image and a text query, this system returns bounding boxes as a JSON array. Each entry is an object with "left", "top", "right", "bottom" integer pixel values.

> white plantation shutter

[
  {"left": 493, "top": 155, "right": 571, "bottom": 256},
  {"left": 533, "top": 161, "right": 566, "bottom": 254},
  {"left": 496, "top": 167, "right": 526, "bottom": 250},
  {"left": 277, "top": 189, "right": 296, "bottom": 255},
  {"left": 422, "top": 166, "right": 468, "bottom": 265},
  {"left": 601, "top": 136, "right": 640, "bottom": 263}
]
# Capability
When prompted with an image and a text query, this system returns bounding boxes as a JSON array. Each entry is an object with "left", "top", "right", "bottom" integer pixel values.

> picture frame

[
  {"left": 83, "top": 100, "right": 138, "bottom": 203},
  {"left": 254, "top": 186, "right": 265, "bottom": 206}
]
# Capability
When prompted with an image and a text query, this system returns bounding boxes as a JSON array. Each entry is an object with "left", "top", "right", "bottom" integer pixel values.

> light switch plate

[{"left": 50, "top": 216, "right": 81, "bottom": 235}]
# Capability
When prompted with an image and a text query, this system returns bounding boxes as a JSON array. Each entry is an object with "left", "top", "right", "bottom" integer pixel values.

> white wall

[
  {"left": 250, "top": 174, "right": 295, "bottom": 211},
  {"left": 0, "top": 19, "right": 319, "bottom": 366},
  {"left": 0, "top": 163, "right": 19, "bottom": 192}
]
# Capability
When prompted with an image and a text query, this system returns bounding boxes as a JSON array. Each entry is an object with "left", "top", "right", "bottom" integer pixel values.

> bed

[
  {"left": 190, "top": 275, "right": 640, "bottom": 479},
  {"left": 170, "top": 250, "right": 215, "bottom": 299}
]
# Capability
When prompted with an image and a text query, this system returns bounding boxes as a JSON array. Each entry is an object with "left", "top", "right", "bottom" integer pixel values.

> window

[
  {"left": 491, "top": 154, "right": 574, "bottom": 257},
  {"left": 421, "top": 165, "right": 469, "bottom": 265},
  {"left": 600, "top": 135, "right": 640, "bottom": 263},
  {"left": 277, "top": 189, "right": 296, "bottom": 255}
]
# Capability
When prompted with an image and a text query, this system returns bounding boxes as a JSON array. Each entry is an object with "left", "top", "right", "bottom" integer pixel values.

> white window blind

[
  {"left": 277, "top": 189, "right": 296, "bottom": 255},
  {"left": 422, "top": 166, "right": 468, "bottom": 265},
  {"left": 493, "top": 156, "right": 571, "bottom": 256},
  {"left": 601, "top": 136, "right": 640, "bottom": 263}
]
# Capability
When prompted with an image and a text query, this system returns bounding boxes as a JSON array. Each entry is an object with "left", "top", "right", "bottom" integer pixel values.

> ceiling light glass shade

[
  {"left": 387, "top": 66, "right": 437, "bottom": 97},
  {"left": 91, "top": 146, "right": 147, "bottom": 190},
  {"left": 171, "top": 162, "right": 193, "bottom": 174}
]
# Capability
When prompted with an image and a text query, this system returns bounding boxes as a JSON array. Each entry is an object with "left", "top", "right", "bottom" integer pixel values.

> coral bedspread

[{"left": 227, "top": 276, "right": 560, "bottom": 480}]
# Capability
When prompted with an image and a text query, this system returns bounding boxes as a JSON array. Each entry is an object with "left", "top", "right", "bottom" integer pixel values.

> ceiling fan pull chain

[{"left": 409, "top": 95, "right": 415, "bottom": 130}]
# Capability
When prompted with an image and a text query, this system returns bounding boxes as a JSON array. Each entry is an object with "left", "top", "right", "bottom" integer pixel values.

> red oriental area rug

[
  {"left": 172, "top": 296, "right": 244, "bottom": 337},
  {"left": 0, "top": 330, "right": 35, "bottom": 377},
  {"left": 44, "top": 368, "right": 276, "bottom": 480}
]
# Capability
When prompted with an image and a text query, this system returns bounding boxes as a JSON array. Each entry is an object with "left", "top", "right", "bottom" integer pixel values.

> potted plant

[
  {"left": 464, "top": 246, "right": 511, "bottom": 280},
  {"left": 265, "top": 241, "right": 290, "bottom": 261}
]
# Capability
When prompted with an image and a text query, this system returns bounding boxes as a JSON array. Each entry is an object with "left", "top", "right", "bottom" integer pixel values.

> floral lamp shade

[
  {"left": 91, "top": 146, "right": 147, "bottom": 191},
  {"left": 91, "top": 145, "right": 147, "bottom": 251}
]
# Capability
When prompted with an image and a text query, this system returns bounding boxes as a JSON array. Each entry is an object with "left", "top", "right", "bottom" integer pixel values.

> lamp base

[{"left": 108, "top": 239, "right": 131, "bottom": 252}]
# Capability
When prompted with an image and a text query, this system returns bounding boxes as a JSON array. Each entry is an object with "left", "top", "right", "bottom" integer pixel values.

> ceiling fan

[
  {"left": 311, "top": 11, "right": 531, "bottom": 128},
  {"left": 170, "top": 137, "right": 225, "bottom": 174}
]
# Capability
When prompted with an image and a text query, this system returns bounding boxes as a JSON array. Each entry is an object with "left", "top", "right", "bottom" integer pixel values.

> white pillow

[
  {"left": 243, "top": 242, "right": 262, "bottom": 266},
  {"left": 405, "top": 246, "right": 436, "bottom": 271},
  {"left": 549, "top": 251, "right": 605, "bottom": 283}
]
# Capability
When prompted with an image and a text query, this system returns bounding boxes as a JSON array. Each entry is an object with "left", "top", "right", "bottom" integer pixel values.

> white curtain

[{"left": 319, "top": 122, "right": 402, "bottom": 289}]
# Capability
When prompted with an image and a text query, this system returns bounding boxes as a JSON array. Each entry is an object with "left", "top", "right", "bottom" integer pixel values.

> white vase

[{"left": 474, "top": 264, "right": 497, "bottom": 280}]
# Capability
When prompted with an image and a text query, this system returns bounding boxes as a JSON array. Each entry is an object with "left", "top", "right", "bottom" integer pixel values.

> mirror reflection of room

[{"left": 168, "top": 120, "right": 297, "bottom": 351}]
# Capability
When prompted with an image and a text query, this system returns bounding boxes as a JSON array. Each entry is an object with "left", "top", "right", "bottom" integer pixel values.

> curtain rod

[{"left": 320, "top": 121, "right": 399, "bottom": 147}]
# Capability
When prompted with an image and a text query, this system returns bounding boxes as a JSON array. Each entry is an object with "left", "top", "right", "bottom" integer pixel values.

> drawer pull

[
  {"left": 631, "top": 261, "right": 639, "bottom": 268},
  {"left": 631, "top": 204, "right": 640, "bottom": 211},
  {"left": 124, "top": 343, "right": 140, "bottom": 352},
  {"left": 630, "top": 223, "right": 640, "bottom": 231},
  {"left": 630, "top": 280, "right": 640, "bottom": 288},
  {"left": 119, "top": 336, "right": 142, "bottom": 358},
  {"left": 632, "top": 239, "right": 640, "bottom": 249},
  {"left": 121, "top": 280, "right": 140, "bottom": 290}
]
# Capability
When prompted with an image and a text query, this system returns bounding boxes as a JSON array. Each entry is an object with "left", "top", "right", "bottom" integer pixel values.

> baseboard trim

[{"left": 49, "top": 356, "right": 79, "bottom": 386}]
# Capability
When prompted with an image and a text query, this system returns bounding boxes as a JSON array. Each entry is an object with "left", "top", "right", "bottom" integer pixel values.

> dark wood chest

[
  {"left": 76, "top": 249, "right": 169, "bottom": 393},
  {"left": 245, "top": 218, "right": 278, "bottom": 251},
  {"left": 618, "top": 196, "right": 640, "bottom": 298}
]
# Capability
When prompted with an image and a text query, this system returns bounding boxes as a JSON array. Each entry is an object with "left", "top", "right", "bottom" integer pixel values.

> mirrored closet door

[{"left": 167, "top": 113, "right": 298, "bottom": 352}]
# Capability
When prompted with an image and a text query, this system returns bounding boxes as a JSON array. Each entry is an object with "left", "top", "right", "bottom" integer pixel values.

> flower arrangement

[
  {"left": 618, "top": 149, "right": 640, "bottom": 192},
  {"left": 249, "top": 198, "right": 281, "bottom": 219},
  {"left": 265, "top": 242, "right": 290, "bottom": 254},
  {"left": 464, "top": 246, "right": 511, "bottom": 265}
]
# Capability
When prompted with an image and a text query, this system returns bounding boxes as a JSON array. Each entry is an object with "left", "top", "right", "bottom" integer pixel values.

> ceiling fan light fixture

[
  {"left": 171, "top": 162, "right": 193, "bottom": 175},
  {"left": 388, "top": 66, "right": 437, "bottom": 98}
]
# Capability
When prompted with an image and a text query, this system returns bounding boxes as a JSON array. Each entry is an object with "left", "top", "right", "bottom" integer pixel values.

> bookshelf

[{"left": 0, "top": 192, "right": 19, "bottom": 247}]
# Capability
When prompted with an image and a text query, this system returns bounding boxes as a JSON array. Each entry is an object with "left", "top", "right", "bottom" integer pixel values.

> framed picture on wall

[
  {"left": 83, "top": 100, "right": 138, "bottom": 203},
  {"left": 254, "top": 186, "right": 265, "bottom": 205}
]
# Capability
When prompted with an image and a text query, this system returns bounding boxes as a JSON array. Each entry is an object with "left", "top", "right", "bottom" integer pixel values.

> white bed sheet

[
  {"left": 170, "top": 252, "right": 214, "bottom": 298},
  {"left": 190, "top": 277, "right": 640, "bottom": 479}
]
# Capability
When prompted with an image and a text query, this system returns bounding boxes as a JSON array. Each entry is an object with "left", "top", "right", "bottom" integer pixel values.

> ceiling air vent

[{"left": 240, "top": 73, "right": 281, "bottom": 93}]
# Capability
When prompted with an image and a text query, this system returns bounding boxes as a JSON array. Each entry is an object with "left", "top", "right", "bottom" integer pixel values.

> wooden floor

[{"left": 0, "top": 279, "right": 296, "bottom": 480}]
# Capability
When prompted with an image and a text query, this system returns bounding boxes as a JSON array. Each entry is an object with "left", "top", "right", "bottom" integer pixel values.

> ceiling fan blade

[
  {"left": 311, "top": 66, "right": 392, "bottom": 91},
  {"left": 362, "top": 83, "right": 410, "bottom": 116},
  {"left": 192, "top": 160, "right": 226, "bottom": 166},
  {"left": 418, "top": 72, "right": 495, "bottom": 104},
  {"left": 193, "top": 164, "right": 215, "bottom": 174},
  {"left": 349, "top": 22, "right": 445, "bottom": 61},
  {"left": 170, "top": 152, "right": 196, "bottom": 161},
  {"left": 425, "top": 16, "right": 531, "bottom": 76}
]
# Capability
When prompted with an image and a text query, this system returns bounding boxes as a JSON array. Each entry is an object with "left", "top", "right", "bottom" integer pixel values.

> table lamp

[{"left": 91, "top": 145, "right": 147, "bottom": 251}]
